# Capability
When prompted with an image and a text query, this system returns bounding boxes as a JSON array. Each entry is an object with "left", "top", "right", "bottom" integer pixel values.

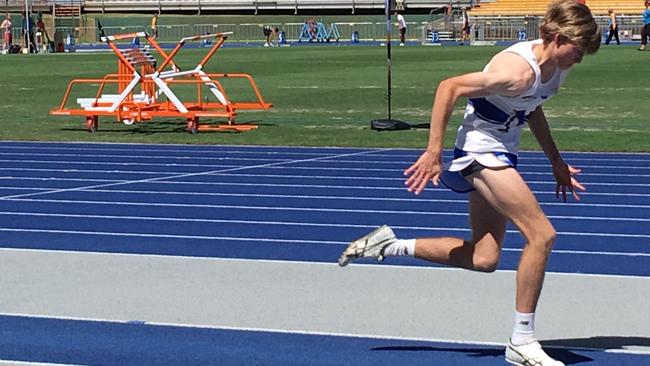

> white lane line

[
  {"left": 1, "top": 143, "right": 649, "bottom": 160},
  {"left": 1, "top": 228, "right": 649, "bottom": 255},
  {"left": 1, "top": 183, "right": 650, "bottom": 198},
  {"left": 0, "top": 158, "right": 291, "bottom": 167},
  {"left": 3, "top": 196, "right": 649, "bottom": 211},
  {"left": 0, "top": 209, "right": 650, "bottom": 225},
  {"left": 3, "top": 166, "right": 650, "bottom": 180},
  {"left": 0, "top": 144, "right": 362, "bottom": 156},
  {"left": 3, "top": 157, "right": 650, "bottom": 171},
  {"left": 2, "top": 210, "right": 649, "bottom": 224},
  {"left": 0, "top": 311, "right": 648, "bottom": 356},
  {"left": 3, "top": 246, "right": 648, "bottom": 279},
  {"left": 0, "top": 361, "right": 82, "bottom": 366},
  {"left": 2, "top": 154, "right": 648, "bottom": 166},
  {"left": 2, "top": 175, "right": 650, "bottom": 188},
  {"left": 0, "top": 149, "right": 391, "bottom": 201}
]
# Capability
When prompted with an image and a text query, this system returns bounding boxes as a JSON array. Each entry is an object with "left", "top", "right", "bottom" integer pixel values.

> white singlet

[{"left": 441, "top": 39, "right": 568, "bottom": 192}]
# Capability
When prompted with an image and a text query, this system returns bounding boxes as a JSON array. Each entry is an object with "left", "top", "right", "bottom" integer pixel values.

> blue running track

[{"left": 0, "top": 141, "right": 648, "bottom": 365}]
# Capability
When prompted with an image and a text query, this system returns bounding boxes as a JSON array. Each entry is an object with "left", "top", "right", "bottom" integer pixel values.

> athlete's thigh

[
  {"left": 468, "top": 167, "right": 550, "bottom": 235},
  {"left": 468, "top": 190, "right": 508, "bottom": 248}
]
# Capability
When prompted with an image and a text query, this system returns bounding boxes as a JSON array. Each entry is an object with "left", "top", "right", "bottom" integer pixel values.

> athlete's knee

[
  {"left": 473, "top": 251, "right": 500, "bottom": 272},
  {"left": 528, "top": 225, "right": 557, "bottom": 255},
  {"left": 471, "top": 236, "right": 501, "bottom": 272}
]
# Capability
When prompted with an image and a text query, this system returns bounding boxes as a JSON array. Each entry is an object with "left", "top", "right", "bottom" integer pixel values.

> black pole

[
  {"left": 371, "top": 0, "right": 410, "bottom": 131},
  {"left": 385, "top": 0, "right": 392, "bottom": 121}
]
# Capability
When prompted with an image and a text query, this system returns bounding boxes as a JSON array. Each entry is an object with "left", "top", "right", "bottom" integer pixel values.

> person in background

[
  {"left": 640, "top": 0, "right": 650, "bottom": 50},
  {"left": 605, "top": 8, "right": 620, "bottom": 45},
  {"left": 461, "top": 7, "right": 471, "bottom": 45},
  {"left": 35, "top": 13, "right": 45, "bottom": 52},
  {"left": 396, "top": 11, "right": 407, "bottom": 46},
  {"left": 151, "top": 13, "right": 158, "bottom": 39},
  {"left": 1, "top": 14, "right": 11, "bottom": 52},
  {"left": 339, "top": 1, "right": 601, "bottom": 365},
  {"left": 263, "top": 25, "right": 279, "bottom": 47}
]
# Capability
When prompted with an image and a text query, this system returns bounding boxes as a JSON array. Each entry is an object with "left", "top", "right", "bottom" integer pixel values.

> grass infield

[{"left": 0, "top": 44, "right": 647, "bottom": 151}]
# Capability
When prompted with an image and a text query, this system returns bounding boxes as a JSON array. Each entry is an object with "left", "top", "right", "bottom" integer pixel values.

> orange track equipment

[{"left": 50, "top": 32, "right": 273, "bottom": 133}]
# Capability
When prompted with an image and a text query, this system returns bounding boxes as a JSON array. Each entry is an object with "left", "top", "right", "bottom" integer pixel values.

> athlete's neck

[{"left": 533, "top": 42, "right": 558, "bottom": 83}]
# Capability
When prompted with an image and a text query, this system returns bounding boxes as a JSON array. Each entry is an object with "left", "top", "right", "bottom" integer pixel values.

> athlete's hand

[
  {"left": 552, "top": 162, "right": 585, "bottom": 202},
  {"left": 404, "top": 150, "right": 442, "bottom": 195}
]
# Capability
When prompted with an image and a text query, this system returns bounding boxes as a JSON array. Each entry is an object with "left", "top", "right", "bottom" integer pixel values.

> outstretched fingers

[
  {"left": 555, "top": 164, "right": 586, "bottom": 202},
  {"left": 405, "top": 169, "right": 439, "bottom": 195},
  {"left": 404, "top": 152, "right": 441, "bottom": 195}
]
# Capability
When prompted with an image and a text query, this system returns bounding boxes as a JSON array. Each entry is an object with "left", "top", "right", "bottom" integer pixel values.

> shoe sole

[
  {"left": 338, "top": 225, "right": 391, "bottom": 267},
  {"left": 505, "top": 344, "right": 563, "bottom": 366}
]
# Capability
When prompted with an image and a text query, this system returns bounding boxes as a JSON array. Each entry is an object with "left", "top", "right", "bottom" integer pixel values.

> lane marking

[
  {"left": 2, "top": 142, "right": 649, "bottom": 159},
  {"left": 0, "top": 311, "right": 647, "bottom": 356},
  {"left": 2, "top": 175, "right": 650, "bottom": 188},
  {"left": 1, "top": 184, "right": 649, "bottom": 198},
  {"left": 3, "top": 247, "right": 649, "bottom": 279},
  {"left": 0, "top": 361, "right": 81, "bottom": 366},
  {"left": 3, "top": 196, "right": 649, "bottom": 212},
  {"left": 1, "top": 209, "right": 649, "bottom": 223},
  {"left": 2, "top": 166, "right": 650, "bottom": 179},
  {"left": 0, "top": 192, "right": 650, "bottom": 208},
  {"left": 2, "top": 228, "right": 649, "bottom": 256},
  {"left": 0, "top": 149, "right": 391, "bottom": 200},
  {"left": 3, "top": 157, "right": 650, "bottom": 171}
]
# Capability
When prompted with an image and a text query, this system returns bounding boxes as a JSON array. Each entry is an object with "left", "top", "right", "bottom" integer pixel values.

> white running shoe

[
  {"left": 338, "top": 225, "right": 397, "bottom": 267},
  {"left": 506, "top": 339, "right": 564, "bottom": 366}
]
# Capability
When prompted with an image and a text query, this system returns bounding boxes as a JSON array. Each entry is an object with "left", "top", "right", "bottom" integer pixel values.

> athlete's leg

[
  {"left": 605, "top": 27, "right": 613, "bottom": 44},
  {"left": 468, "top": 167, "right": 556, "bottom": 313},
  {"left": 339, "top": 180, "right": 507, "bottom": 271},
  {"left": 413, "top": 190, "right": 507, "bottom": 272}
]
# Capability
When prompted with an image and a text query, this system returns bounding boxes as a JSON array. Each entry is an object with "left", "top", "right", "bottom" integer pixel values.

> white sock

[
  {"left": 511, "top": 312, "right": 535, "bottom": 346},
  {"left": 382, "top": 239, "right": 415, "bottom": 257}
]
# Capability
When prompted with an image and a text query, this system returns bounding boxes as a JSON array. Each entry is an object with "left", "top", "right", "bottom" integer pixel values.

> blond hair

[{"left": 539, "top": 0, "right": 600, "bottom": 54}]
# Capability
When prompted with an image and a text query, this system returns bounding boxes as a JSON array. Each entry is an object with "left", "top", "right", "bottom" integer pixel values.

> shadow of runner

[
  {"left": 372, "top": 345, "right": 593, "bottom": 364},
  {"left": 543, "top": 336, "right": 650, "bottom": 351}
]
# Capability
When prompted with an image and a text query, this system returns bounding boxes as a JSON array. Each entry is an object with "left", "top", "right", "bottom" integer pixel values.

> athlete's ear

[{"left": 552, "top": 33, "right": 570, "bottom": 47}]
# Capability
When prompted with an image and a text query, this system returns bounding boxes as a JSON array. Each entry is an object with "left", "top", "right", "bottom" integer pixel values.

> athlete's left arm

[{"left": 528, "top": 106, "right": 585, "bottom": 202}]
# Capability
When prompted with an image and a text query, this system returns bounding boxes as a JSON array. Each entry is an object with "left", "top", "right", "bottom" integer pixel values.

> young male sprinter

[{"left": 338, "top": 1, "right": 600, "bottom": 365}]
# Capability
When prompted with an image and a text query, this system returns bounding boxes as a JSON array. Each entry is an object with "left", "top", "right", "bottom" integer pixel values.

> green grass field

[{"left": 0, "top": 44, "right": 647, "bottom": 151}]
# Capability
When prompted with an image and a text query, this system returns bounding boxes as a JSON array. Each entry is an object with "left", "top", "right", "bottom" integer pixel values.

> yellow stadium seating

[{"left": 471, "top": 0, "right": 645, "bottom": 16}]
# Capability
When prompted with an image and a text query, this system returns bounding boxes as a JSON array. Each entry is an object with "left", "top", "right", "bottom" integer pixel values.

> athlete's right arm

[{"left": 404, "top": 52, "right": 535, "bottom": 195}]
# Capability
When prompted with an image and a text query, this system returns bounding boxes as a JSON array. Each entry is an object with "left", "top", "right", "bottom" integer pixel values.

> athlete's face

[{"left": 555, "top": 40, "right": 584, "bottom": 69}]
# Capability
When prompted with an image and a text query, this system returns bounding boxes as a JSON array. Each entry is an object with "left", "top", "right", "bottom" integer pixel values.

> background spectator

[
  {"left": 263, "top": 25, "right": 279, "bottom": 47},
  {"left": 641, "top": 0, "right": 650, "bottom": 50},
  {"left": 151, "top": 13, "right": 158, "bottom": 39},
  {"left": 1, "top": 14, "right": 11, "bottom": 52},
  {"left": 605, "top": 8, "right": 620, "bottom": 45},
  {"left": 396, "top": 11, "right": 407, "bottom": 46},
  {"left": 460, "top": 7, "right": 471, "bottom": 45}
]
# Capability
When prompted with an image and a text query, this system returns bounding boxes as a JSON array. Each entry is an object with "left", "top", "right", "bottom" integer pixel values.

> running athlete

[{"left": 338, "top": 1, "right": 600, "bottom": 365}]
